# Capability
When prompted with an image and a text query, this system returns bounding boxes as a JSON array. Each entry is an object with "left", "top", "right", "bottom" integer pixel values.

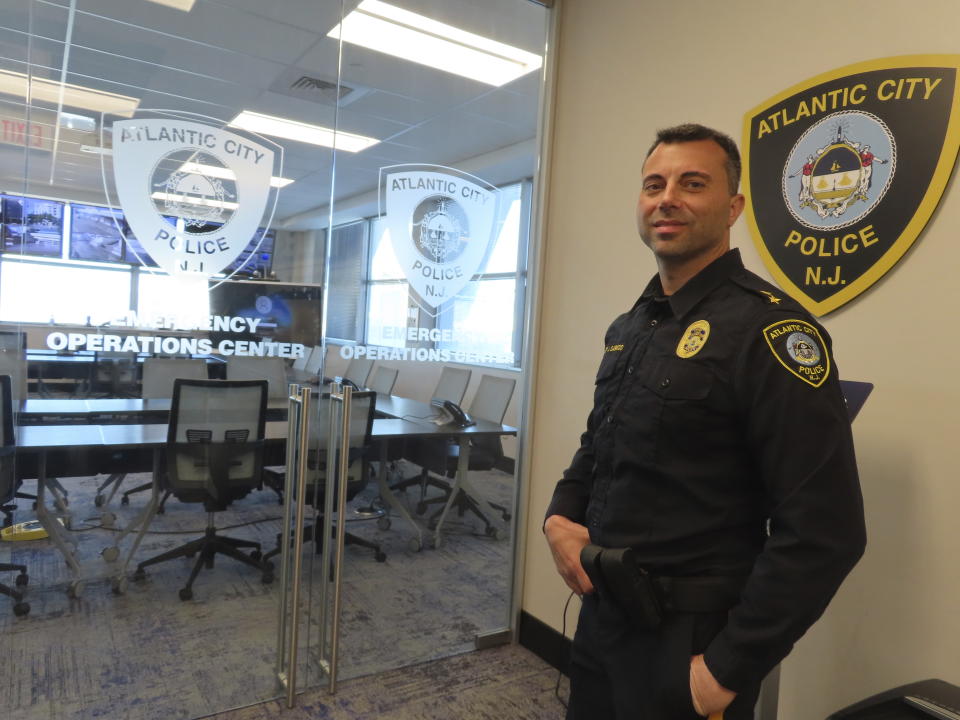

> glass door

[{"left": 0, "top": 0, "right": 550, "bottom": 717}]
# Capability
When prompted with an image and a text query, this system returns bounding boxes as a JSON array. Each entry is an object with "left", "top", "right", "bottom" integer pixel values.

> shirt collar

[{"left": 638, "top": 249, "right": 744, "bottom": 319}]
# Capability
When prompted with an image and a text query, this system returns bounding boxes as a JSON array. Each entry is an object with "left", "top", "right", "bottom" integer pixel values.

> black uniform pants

[{"left": 566, "top": 593, "right": 761, "bottom": 720}]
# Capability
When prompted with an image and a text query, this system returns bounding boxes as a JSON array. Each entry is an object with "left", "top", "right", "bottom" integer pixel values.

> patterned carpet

[{"left": 0, "top": 463, "right": 516, "bottom": 720}]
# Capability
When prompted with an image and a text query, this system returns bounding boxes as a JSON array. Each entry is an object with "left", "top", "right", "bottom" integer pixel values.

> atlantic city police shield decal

[
  {"left": 380, "top": 164, "right": 500, "bottom": 314},
  {"left": 105, "top": 111, "right": 281, "bottom": 278},
  {"left": 743, "top": 56, "right": 960, "bottom": 316}
]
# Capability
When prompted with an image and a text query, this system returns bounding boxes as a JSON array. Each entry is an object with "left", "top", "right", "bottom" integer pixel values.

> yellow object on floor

[{"left": 1, "top": 520, "right": 49, "bottom": 541}]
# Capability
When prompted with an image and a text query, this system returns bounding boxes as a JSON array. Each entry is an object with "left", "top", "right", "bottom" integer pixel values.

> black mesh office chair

[
  {"left": 132, "top": 379, "right": 273, "bottom": 600},
  {"left": 263, "top": 390, "right": 385, "bottom": 566},
  {"left": 0, "top": 375, "right": 29, "bottom": 616},
  {"left": 408, "top": 375, "right": 516, "bottom": 537}
]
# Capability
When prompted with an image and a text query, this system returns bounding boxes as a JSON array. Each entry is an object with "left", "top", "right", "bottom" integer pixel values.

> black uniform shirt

[{"left": 546, "top": 249, "right": 866, "bottom": 691}]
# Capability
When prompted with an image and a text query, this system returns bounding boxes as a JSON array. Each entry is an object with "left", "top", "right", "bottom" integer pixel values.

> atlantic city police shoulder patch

[
  {"left": 762, "top": 319, "right": 830, "bottom": 387},
  {"left": 676, "top": 320, "right": 710, "bottom": 359}
]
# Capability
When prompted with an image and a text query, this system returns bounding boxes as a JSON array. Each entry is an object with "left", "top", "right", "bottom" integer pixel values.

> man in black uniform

[{"left": 544, "top": 124, "right": 866, "bottom": 719}]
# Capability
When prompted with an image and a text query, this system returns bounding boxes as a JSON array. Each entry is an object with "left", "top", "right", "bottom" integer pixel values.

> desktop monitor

[
  {"left": 69, "top": 203, "right": 127, "bottom": 262},
  {"left": 207, "top": 280, "right": 321, "bottom": 348},
  {"left": 1, "top": 194, "right": 64, "bottom": 257}
]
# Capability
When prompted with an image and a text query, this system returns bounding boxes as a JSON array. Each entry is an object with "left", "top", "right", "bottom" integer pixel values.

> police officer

[{"left": 544, "top": 124, "right": 866, "bottom": 719}]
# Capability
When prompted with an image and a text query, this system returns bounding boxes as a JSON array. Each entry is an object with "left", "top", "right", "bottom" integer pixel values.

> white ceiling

[{"left": 0, "top": 0, "right": 548, "bottom": 227}]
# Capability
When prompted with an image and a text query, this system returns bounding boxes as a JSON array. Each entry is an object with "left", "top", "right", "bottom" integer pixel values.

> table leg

[
  {"left": 108, "top": 448, "right": 161, "bottom": 593},
  {"left": 432, "top": 438, "right": 471, "bottom": 548},
  {"left": 33, "top": 453, "right": 85, "bottom": 597},
  {"left": 375, "top": 440, "right": 423, "bottom": 552}
]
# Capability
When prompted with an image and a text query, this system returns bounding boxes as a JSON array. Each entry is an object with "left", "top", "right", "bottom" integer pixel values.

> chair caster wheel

[
  {"left": 133, "top": 569, "right": 146, "bottom": 582},
  {"left": 485, "top": 526, "right": 500, "bottom": 540},
  {"left": 262, "top": 573, "right": 274, "bottom": 584},
  {"left": 112, "top": 577, "right": 128, "bottom": 595},
  {"left": 13, "top": 602, "right": 30, "bottom": 617},
  {"left": 15, "top": 573, "right": 28, "bottom": 587},
  {"left": 94, "top": 494, "right": 105, "bottom": 508},
  {"left": 178, "top": 588, "right": 193, "bottom": 601},
  {"left": 249, "top": 550, "right": 262, "bottom": 561},
  {"left": 67, "top": 580, "right": 84, "bottom": 599},
  {"left": 101, "top": 546, "right": 120, "bottom": 563},
  {"left": 408, "top": 537, "right": 422, "bottom": 552},
  {"left": 121, "top": 496, "right": 129, "bottom": 505},
  {"left": 375, "top": 551, "right": 387, "bottom": 562},
  {"left": 416, "top": 502, "right": 428, "bottom": 515},
  {"left": 377, "top": 516, "right": 391, "bottom": 531}
]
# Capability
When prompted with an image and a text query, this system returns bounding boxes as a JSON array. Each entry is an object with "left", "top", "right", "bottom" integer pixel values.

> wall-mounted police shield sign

[
  {"left": 380, "top": 164, "right": 500, "bottom": 315},
  {"left": 103, "top": 110, "right": 281, "bottom": 280},
  {"left": 743, "top": 56, "right": 960, "bottom": 316}
]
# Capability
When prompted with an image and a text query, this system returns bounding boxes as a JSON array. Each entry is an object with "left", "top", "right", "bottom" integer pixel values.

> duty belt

[{"left": 580, "top": 544, "right": 744, "bottom": 630}]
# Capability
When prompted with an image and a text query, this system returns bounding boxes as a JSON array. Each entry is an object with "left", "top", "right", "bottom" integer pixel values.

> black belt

[{"left": 580, "top": 544, "right": 744, "bottom": 629}]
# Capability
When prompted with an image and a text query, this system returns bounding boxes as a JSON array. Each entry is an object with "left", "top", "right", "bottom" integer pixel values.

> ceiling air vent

[
  {"left": 269, "top": 68, "right": 371, "bottom": 107},
  {"left": 289, "top": 76, "right": 352, "bottom": 100}
]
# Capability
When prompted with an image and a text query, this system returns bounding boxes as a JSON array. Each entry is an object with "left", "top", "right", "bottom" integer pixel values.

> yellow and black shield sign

[{"left": 743, "top": 55, "right": 960, "bottom": 316}]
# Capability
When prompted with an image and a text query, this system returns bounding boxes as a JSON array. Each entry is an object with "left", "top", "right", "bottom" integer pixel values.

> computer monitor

[
  {"left": 207, "top": 280, "right": 321, "bottom": 348},
  {"left": 1, "top": 194, "right": 64, "bottom": 257}
]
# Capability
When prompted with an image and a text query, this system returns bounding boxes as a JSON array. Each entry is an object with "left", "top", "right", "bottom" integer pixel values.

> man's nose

[{"left": 658, "top": 182, "right": 680, "bottom": 210}]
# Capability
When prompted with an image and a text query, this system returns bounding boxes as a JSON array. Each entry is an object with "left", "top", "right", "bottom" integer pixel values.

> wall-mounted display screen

[
  {"left": 70, "top": 204, "right": 127, "bottom": 262},
  {"left": 225, "top": 229, "right": 274, "bottom": 278},
  {"left": 208, "top": 279, "right": 321, "bottom": 348},
  {"left": 1, "top": 194, "right": 64, "bottom": 257}
]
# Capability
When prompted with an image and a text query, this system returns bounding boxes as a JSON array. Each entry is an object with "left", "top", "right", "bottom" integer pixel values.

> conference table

[{"left": 14, "top": 392, "right": 516, "bottom": 596}]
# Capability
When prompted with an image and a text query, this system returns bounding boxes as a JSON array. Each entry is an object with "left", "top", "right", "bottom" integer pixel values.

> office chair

[
  {"left": 0, "top": 374, "right": 29, "bottom": 616},
  {"left": 96, "top": 358, "right": 208, "bottom": 510},
  {"left": 227, "top": 355, "right": 288, "bottom": 400},
  {"left": 391, "top": 366, "right": 472, "bottom": 498},
  {"left": 368, "top": 366, "right": 399, "bottom": 395},
  {"left": 263, "top": 390, "right": 385, "bottom": 567},
  {"left": 132, "top": 379, "right": 273, "bottom": 600},
  {"left": 92, "top": 351, "right": 139, "bottom": 397},
  {"left": 343, "top": 357, "right": 374, "bottom": 388},
  {"left": 409, "top": 375, "right": 516, "bottom": 537}
]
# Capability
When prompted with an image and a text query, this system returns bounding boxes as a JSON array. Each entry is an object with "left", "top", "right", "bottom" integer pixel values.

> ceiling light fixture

[
  {"left": 328, "top": 0, "right": 543, "bottom": 87},
  {"left": 0, "top": 69, "right": 139, "bottom": 117},
  {"left": 144, "top": 0, "right": 197, "bottom": 11},
  {"left": 177, "top": 161, "right": 294, "bottom": 188},
  {"left": 228, "top": 110, "right": 379, "bottom": 153}
]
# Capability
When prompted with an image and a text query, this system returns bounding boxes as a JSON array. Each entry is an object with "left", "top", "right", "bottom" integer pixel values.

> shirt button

[
  {"left": 649, "top": 319, "right": 658, "bottom": 327},
  {"left": 660, "top": 378, "right": 671, "bottom": 388},
  {"left": 627, "top": 366, "right": 634, "bottom": 374},
  {"left": 606, "top": 415, "right": 614, "bottom": 424}
]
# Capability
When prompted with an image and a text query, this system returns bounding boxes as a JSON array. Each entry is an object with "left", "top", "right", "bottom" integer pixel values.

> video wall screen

[
  {"left": 70, "top": 204, "right": 127, "bottom": 262},
  {"left": 225, "top": 229, "right": 274, "bottom": 278},
  {"left": 208, "top": 280, "right": 321, "bottom": 348},
  {"left": 1, "top": 195, "right": 64, "bottom": 257}
]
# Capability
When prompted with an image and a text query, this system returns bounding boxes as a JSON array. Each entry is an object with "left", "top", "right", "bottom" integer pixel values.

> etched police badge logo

[
  {"left": 743, "top": 56, "right": 960, "bottom": 316},
  {"left": 380, "top": 164, "right": 500, "bottom": 315},
  {"left": 104, "top": 111, "right": 282, "bottom": 279}
]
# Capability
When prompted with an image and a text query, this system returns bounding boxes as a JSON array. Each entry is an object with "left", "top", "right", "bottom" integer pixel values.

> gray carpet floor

[
  {"left": 205, "top": 643, "right": 569, "bottom": 720},
  {"left": 1, "top": 462, "right": 518, "bottom": 720}
]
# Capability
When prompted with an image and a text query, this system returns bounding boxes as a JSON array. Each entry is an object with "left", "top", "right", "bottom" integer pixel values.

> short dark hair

[{"left": 644, "top": 123, "right": 741, "bottom": 195}]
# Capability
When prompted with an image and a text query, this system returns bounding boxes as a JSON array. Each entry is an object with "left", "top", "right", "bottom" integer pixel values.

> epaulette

[{"left": 729, "top": 269, "right": 800, "bottom": 310}]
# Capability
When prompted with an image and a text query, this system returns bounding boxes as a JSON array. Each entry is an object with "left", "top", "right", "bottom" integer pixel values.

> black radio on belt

[{"left": 580, "top": 544, "right": 663, "bottom": 629}]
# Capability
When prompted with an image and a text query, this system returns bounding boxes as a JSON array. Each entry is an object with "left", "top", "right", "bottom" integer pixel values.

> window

[
  {"left": 325, "top": 222, "right": 367, "bottom": 342},
  {"left": 361, "top": 179, "right": 529, "bottom": 367}
]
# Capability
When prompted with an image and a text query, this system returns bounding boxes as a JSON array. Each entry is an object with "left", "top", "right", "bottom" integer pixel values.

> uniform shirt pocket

[{"left": 644, "top": 358, "right": 714, "bottom": 400}]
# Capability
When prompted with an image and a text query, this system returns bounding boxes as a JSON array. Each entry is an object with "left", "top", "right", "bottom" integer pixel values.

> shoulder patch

[{"left": 762, "top": 318, "right": 830, "bottom": 387}]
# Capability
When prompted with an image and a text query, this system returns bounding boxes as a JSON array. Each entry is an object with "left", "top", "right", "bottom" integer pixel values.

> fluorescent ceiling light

[
  {"left": 178, "top": 161, "right": 294, "bottom": 188},
  {"left": 145, "top": 0, "right": 197, "bottom": 10},
  {"left": 329, "top": 0, "right": 543, "bottom": 87},
  {"left": 0, "top": 69, "right": 139, "bottom": 118},
  {"left": 228, "top": 110, "right": 379, "bottom": 153},
  {"left": 151, "top": 191, "right": 239, "bottom": 211}
]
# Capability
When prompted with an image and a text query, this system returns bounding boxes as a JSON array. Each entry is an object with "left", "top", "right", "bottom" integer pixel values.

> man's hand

[
  {"left": 689, "top": 654, "right": 735, "bottom": 717},
  {"left": 544, "top": 514, "right": 594, "bottom": 595}
]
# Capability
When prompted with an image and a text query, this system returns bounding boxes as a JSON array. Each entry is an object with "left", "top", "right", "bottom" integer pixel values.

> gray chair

[
  {"left": 368, "top": 366, "right": 399, "bottom": 395},
  {"left": 227, "top": 356, "right": 288, "bottom": 400},
  {"left": 0, "top": 374, "right": 30, "bottom": 616},
  {"left": 132, "top": 379, "right": 272, "bottom": 601},
  {"left": 410, "top": 374, "right": 516, "bottom": 536},
  {"left": 263, "top": 390, "right": 385, "bottom": 565},
  {"left": 432, "top": 366, "right": 471, "bottom": 405},
  {"left": 92, "top": 351, "right": 139, "bottom": 397},
  {"left": 343, "top": 357, "right": 374, "bottom": 388},
  {"left": 97, "top": 358, "right": 208, "bottom": 509}
]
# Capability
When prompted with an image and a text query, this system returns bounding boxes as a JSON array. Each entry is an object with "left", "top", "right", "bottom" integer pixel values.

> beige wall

[{"left": 522, "top": 1, "right": 960, "bottom": 717}]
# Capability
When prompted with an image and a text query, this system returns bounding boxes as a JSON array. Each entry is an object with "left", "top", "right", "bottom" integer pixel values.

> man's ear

[{"left": 728, "top": 193, "right": 746, "bottom": 226}]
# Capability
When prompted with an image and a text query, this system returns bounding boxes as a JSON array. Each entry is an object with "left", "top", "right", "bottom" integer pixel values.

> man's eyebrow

[{"left": 680, "top": 170, "right": 711, "bottom": 181}]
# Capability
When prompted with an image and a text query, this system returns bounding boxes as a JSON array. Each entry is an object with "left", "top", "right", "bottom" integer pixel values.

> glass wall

[{"left": 0, "top": 0, "right": 549, "bottom": 717}]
